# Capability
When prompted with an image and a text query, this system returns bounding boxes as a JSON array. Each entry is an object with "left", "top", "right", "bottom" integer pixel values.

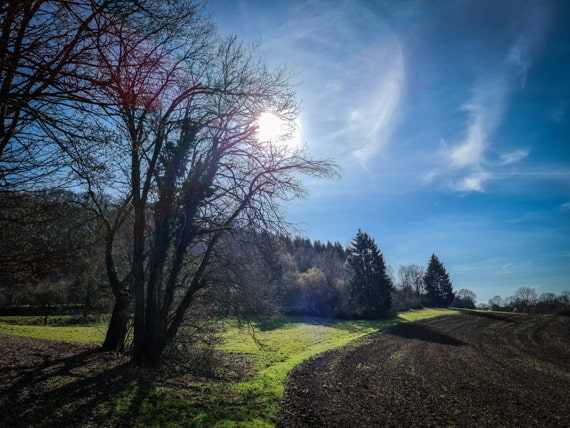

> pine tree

[
  {"left": 346, "top": 230, "right": 393, "bottom": 318},
  {"left": 424, "top": 254, "right": 454, "bottom": 307}
]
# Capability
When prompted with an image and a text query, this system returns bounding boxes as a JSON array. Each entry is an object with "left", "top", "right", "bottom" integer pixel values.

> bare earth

[{"left": 278, "top": 312, "right": 570, "bottom": 428}]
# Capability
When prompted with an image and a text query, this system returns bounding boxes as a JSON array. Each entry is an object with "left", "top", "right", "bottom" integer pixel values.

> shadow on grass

[
  {"left": 329, "top": 318, "right": 400, "bottom": 333},
  {"left": 386, "top": 322, "right": 466, "bottom": 346},
  {"left": 0, "top": 344, "right": 156, "bottom": 427},
  {"left": 253, "top": 315, "right": 297, "bottom": 331}
]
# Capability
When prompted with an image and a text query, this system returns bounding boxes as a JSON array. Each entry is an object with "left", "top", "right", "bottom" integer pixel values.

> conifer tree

[
  {"left": 423, "top": 254, "right": 454, "bottom": 307},
  {"left": 346, "top": 230, "right": 393, "bottom": 318}
]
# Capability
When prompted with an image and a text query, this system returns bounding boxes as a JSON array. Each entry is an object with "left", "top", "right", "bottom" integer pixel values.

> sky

[{"left": 209, "top": 0, "right": 570, "bottom": 304}]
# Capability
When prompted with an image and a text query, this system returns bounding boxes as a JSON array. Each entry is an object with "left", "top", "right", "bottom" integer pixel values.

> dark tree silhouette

[
  {"left": 346, "top": 230, "right": 393, "bottom": 318},
  {"left": 423, "top": 254, "right": 454, "bottom": 307},
  {"left": 452, "top": 288, "right": 476, "bottom": 309},
  {"left": 0, "top": 0, "right": 140, "bottom": 189},
  {"left": 62, "top": 0, "right": 339, "bottom": 363}
]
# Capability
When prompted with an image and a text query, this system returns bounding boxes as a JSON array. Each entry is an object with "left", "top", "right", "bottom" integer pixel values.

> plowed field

[{"left": 278, "top": 312, "right": 570, "bottom": 427}]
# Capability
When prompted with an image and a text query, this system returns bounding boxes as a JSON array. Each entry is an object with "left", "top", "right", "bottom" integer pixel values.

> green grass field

[
  {"left": 0, "top": 316, "right": 108, "bottom": 343},
  {"left": 0, "top": 308, "right": 458, "bottom": 426}
]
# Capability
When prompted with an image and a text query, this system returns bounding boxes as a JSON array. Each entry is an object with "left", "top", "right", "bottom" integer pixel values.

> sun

[
  {"left": 256, "top": 112, "right": 301, "bottom": 149},
  {"left": 257, "top": 112, "right": 285, "bottom": 142}
]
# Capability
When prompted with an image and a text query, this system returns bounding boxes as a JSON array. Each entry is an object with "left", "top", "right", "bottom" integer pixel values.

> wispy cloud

[
  {"left": 449, "top": 81, "right": 506, "bottom": 170},
  {"left": 271, "top": 0, "right": 407, "bottom": 172},
  {"left": 348, "top": 40, "right": 405, "bottom": 166},
  {"left": 427, "top": 5, "right": 549, "bottom": 194},
  {"left": 449, "top": 171, "right": 491, "bottom": 193},
  {"left": 497, "top": 149, "right": 530, "bottom": 165},
  {"left": 428, "top": 78, "right": 508, "bottom": 192}
]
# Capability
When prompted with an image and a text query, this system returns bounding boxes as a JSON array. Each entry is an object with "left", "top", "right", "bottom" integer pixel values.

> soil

[
  {"left": 278, "top": 312, "right": 570, "bottom": 428},
  {"left": 0, "top": 334, "right": 251, "bottom": 427},
  {"left": 0, "top": 336, "right": 129, "bottom": 427}
]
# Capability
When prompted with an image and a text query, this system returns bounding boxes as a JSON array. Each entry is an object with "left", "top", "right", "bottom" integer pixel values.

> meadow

[{"left": 0, "top": 309, "right": 457, "bottom": 427}]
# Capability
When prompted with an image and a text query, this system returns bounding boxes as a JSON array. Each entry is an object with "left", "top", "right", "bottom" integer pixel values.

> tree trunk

[
  {"left": 101, "top": 293, "right": 130, "bottom": 351},
  {"left": 131, "top": 145, "right": 147, "bottom": 363},
  {"left": 101, "top": 221, "right": 132, "bottom": 352}
]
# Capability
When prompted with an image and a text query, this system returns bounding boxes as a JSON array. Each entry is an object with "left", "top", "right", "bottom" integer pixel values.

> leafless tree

[
  {"left": 60, "top": 0, "right": 339, "bottom": 363},
  {"left": 488, "top": 295, "right": 504, "bottom": 311},
  {"left": 0, "top": 0, "right": 142, "bottom": 189},
  {"left": 3, "top": 0, "right": 338, "bottom": 364},
  {"left": 398, "top": 265, "right": 425, "bottom": 296},
  {"left": 453, "top": 288, "right": 477, "bottom": 308},
  {"left": 512, "top": 286, "right": 538, "bottom": 313}
]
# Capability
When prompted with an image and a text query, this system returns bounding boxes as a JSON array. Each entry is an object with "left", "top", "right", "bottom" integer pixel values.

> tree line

[
  {"left": 482, "top": 287, "right": 570, "bottom": 315},
  {"left": 1, "top": 192, "right": 457, "bottom": 322}
]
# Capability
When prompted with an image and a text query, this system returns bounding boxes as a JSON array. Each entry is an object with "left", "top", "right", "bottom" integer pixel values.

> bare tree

[
  {"left": 512, "top": 286, "right": 538, "bottom": 313},
  {"left": 453, "top": 288, "right": 477, "bottom": 309},
  {"left": 3, "top": 0, "right": 338, "bottom": 363},
  {"left": 0, "top": 0, "right": 142, "bottom": 188},
  {"left": 0, "top": 189, "right": 107, "bottom": 315},
  {"left": 488, "top": 295, "right": 504, "bottom": 311},
  {"left": 61, "top": 1, "right": 339, "bottom": 363},
  {"left": 398, "top": 264, "right": 425, "bottom": 296}
]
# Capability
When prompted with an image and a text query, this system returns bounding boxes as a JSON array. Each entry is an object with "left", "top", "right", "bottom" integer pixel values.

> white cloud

[
  {"left": 561, "top": 202, "right": 570, "bottom": 212},
  {"left": 436, "top": 79, "right": 506, "bottom": 192},
  {"left": 498, "top": 149, "right": 530, "bottom": 165},
  {"left": 424, "top": 1, "right": 551, "bottom": 194},
  {"left": 448, "top": 118, "right": 486, "bottom": 169},
  {"left": 455, "top": 80, "right": 506, "bottom": 161},
  {"left": 450, "top": 171, "right": 490, "bottom": 193},
  {"left": 270, "top": 1, "right": 407, "bottom": 172},
  {"left": 351, "top": 40, "right": 405, "bottom": 165},
  {"left": 506, "top": 1, "right": 551, "bottom": 88},
  {"left": 507, "top": 38, "right": 530, "bottom": 88}
]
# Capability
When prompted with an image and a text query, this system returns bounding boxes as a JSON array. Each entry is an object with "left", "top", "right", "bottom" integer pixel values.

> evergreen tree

[
  {"left": 423, "top": 254, "right": 454, "bottom": 307},
  {"left": 346, "top": 230, "right": 393, "bottom": 318}
]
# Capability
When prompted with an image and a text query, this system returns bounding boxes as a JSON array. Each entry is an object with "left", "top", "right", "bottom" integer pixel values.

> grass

[
  {"left": 0, "top": 316, "right": 108, "bottom": 343},
  {"left": 0, "top": 308, "right": 458, "bottom": 426}
]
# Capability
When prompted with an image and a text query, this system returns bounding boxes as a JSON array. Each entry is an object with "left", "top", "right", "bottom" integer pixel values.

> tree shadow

[
  {"left": 329, "top": 318, "right": 400, "bottom": 333},
  {"left": 0, "top": 344, "right": 156, "bottom": 427},
  {"left": 386, "top": 323, "right": 466, "bottom": 346},
  {"left": 252, "top": 315, "right": 297, "bottom": 331},
  {"left": 459, "top": 309, "right": 518, "bottom": 323}
]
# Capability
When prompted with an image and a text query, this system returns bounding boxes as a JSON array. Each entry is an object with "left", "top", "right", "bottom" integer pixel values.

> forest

[
  {"left": 0, "top": 188, "right": 455, "bottom": 318},
  {"left": 2, "top": 187, "right": 569, "bottom": 349}
]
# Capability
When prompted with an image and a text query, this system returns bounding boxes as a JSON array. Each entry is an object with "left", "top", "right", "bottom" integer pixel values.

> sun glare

[
  {"left": 257, "top": 112, "right": 285, "bottom": 142},
  {"left": 256, "top": 112, "right": 301, "bottom": 149}
]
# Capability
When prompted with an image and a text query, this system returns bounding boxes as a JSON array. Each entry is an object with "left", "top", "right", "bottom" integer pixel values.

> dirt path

[{"left": 278, "top": 312, "right": 570, "bottom": 427}]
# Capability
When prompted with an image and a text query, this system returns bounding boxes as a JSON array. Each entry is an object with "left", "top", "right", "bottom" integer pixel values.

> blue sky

[{"left": 210, "top": 0, "right": 570, "bottom": 304}]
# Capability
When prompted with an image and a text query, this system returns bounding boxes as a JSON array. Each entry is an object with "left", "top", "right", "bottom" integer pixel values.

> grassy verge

[
  {"left": 0, "top": 316, "right": 108, "bottom": 343},
  {"left": 0, "top": 308, "right": 458, "bottom": 426}
]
